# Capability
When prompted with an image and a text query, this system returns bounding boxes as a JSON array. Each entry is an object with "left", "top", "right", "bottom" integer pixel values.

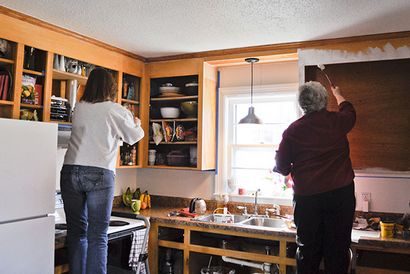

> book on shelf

[
  {"left": 3, "top": 75, "right": 9, "bottom": 100},
  {"left": 0, "top": 73, "right": 10, "bottom": 101},
  {"left": 0, "top": 74, "right": 4, "bottom": 99},
  {"left": 34, "top": 84, "right": 43, "bottom": 105}
]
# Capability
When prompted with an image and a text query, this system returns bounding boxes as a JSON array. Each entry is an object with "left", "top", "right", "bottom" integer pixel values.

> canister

[{"left": 380, "top": 221, "right": 394, "bottom": 238}]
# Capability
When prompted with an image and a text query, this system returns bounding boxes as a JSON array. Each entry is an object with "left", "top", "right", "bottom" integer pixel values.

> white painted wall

[
  {"left": 355, "top": 175, "right": 410, "bottom": 214},
  {"left": 136, "top": 169, "right": 215, "bottom": 199}
]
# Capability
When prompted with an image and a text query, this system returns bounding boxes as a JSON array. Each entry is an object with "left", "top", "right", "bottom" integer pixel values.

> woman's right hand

[
  {"left": 331, "top": 86, "right": 341, "bottom": 97},
  {"left": 134, "top": 117, "right": 141, "bottom": 126},
  {"left": 331, "top": 86, "right": 346, "bottom": 105}
]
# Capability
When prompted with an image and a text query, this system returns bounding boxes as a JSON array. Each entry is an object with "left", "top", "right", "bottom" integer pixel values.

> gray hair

[{"left": 298, "top": 81, "right": 328, "bottom": 114}]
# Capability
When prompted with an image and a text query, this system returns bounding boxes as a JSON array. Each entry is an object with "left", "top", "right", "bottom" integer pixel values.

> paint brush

[{"left": 317, "top": 64, "right": 335, "bottom": 88}]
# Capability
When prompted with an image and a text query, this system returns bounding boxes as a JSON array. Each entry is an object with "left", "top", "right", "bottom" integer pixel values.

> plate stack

[
  {"left": 51, "top": 96, "right": 71, "bottom": 122},
  {"left": 159, "top": 83, "right": 182, "bottom": 97}
]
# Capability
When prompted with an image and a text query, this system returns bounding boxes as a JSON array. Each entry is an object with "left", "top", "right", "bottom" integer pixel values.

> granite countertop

[
  {"left": 55, "top": 206, "right": 410, "bottom": 251},
  {"left": 111, "top": 206, "right": 410, "bottom": 250},
  {"left": 112, "top": 206, "right": 297, "bottom": 238}
]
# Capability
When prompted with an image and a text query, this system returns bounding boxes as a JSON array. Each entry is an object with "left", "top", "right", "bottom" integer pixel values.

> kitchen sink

[
  {"left": 193, "top": 214, "right": 250, "bottom": 224},
  {"left": 239, "top": 217, "right": 287, "bottom": 228}
]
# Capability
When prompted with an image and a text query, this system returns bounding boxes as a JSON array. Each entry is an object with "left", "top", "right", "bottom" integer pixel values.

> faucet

[
  {"left": 253, "top": 189, "right": 261, "bottom": 215},
  {"left": 266, "top": 204, "right": 281, "bottom": 217},
  {"left": 237, "top": 205, "right": 248, "bottom": 215}
]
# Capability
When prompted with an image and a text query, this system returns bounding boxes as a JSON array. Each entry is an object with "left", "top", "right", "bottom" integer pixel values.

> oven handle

[{"left": 131, "top": 215, "right": 150, "bottom": 274}]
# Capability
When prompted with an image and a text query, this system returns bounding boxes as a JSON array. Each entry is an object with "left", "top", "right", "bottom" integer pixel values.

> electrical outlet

[{"left": 361, "top": 192, "right": 371, "bottom": 202}]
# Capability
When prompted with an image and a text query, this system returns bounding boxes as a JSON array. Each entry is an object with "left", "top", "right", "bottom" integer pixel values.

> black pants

[{"left": 293, "top": 183, "right": 355, "bottom": 274}]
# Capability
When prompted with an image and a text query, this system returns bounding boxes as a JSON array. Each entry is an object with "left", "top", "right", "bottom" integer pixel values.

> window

[{"left": 216, "top": 84, "right": 300, "bottom": 203}]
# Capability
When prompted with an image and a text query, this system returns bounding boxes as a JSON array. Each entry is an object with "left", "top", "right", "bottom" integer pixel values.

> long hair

[{"left": 81, "top": 68, "right": 117, "bottom": 103}]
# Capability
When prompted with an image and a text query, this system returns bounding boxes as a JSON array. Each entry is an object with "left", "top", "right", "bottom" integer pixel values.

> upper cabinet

[
  {"left": 0, "top": 38, "right": 16, "bottom": 119},
  {"left": 299, "top": 42, "right": 410, "bottom": 172},
  {"left": 145, "top": 59, "right": 217, "bottom": 170},
  {"left": 0, "top": 12, "right": 146, "bottom": 170}
]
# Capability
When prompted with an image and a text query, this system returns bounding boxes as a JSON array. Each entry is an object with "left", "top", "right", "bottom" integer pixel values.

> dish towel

[{"left": 129, "top": 228, "right": 148, "bottom": 273}]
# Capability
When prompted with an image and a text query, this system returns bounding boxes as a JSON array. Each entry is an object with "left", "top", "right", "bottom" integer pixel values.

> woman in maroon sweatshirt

[{"left": 274, "top": 81, "right": 356, "bottom": 274}]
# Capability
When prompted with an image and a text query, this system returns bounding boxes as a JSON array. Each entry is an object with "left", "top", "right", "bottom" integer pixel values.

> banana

[
  {"left": 122, "top": 187, "right": 133, "bottom": 207},
  {"left": 139, "top": 193, "right": 145, "bottom": 203},
  {"left": 147, "top": 193, "right": 151, "bottom": 208}
]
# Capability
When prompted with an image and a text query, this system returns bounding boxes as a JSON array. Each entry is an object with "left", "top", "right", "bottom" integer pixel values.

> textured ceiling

[{"left": 1, "top": 0, "right": 410, "bottom": 58}]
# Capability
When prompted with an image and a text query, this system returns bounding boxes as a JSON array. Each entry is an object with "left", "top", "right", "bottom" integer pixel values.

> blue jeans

[{"left": 60, "top": 165, "right": 115, "bottom": 274}]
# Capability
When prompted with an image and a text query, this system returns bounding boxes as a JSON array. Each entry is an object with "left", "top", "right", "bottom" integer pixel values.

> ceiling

[{"left": 1, "top": 0, "right": 410, "bottom": 58}]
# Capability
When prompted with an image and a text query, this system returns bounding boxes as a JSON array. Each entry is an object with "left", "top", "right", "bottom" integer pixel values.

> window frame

[{"left": 215, "top": 83, "right": 300, "bottom": 205}]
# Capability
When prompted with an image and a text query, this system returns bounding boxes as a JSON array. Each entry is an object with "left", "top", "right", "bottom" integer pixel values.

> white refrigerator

[{"left": 0, "top": 119, "right": 56, "bottom": 274}]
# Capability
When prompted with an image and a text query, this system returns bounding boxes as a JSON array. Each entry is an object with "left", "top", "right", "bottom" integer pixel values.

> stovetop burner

[{"left": 109, "top": 220, "right": 130, "bottom": 226}]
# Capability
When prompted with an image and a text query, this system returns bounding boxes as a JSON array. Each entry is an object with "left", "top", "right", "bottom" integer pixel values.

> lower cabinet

[
  {"left": 353, "top": 247, "right": 410, "bottom": 274},
  {"left": 148, "top": 222, "right": 297, "bottom": 274}
]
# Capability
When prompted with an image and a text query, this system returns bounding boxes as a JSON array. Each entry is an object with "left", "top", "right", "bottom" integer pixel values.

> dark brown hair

[{"left": 80, "top": 68, "right": 117, "bottom": 103}]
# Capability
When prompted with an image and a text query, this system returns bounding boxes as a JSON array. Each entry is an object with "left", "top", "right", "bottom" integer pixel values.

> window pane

[
  {"left": 253, "top": 101, "right": 298, "bottom": 124},
  {"left": 224, "top": 91, "right": 298, "bottom": 199},
  {"left": 232, "top": 168, "right": 291, "bottom": 197},
  {"left": 232, "top": 146, "right": 275, "bottom": 169}
]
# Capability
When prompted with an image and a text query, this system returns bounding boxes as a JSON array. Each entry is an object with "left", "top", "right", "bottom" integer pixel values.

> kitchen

[{"left": 0, "top": 1, "right": 410, "bottom": 274}]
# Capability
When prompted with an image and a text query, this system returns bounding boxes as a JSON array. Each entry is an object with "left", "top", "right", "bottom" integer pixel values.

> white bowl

[{"left": 160, "top": 107, "right": 180, "bottom": 118}]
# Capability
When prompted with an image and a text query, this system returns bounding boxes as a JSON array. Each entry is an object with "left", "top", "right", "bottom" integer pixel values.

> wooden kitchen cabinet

[
  {"left": 0, "top": 20, "right": 146, "bottom": 169},
  {"left": 144, "top": 59, "right": 217, "bottom": 170},
  {"left": 304, "top": 58, "right": 410, "bottom": 172},
  {"left": 149, "top": 222, "right": 297, "bottom": 274}
]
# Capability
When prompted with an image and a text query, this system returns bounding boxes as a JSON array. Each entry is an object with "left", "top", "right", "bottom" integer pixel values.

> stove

[
  {"left": 54, "top": 193, "right": 145, "bottom": 237},
  {"left": 54, "top": 193, "right": 149, "bottom": 272}
]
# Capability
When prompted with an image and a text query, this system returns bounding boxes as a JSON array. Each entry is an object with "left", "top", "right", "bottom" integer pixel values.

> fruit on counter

[
  {"left": 122, "top": 187, "right": 133, "bottom": 207},
  {"left": 140, "top": 201, "right": 147, "bottom": 210},
  {"left": 139, "top": 190, "right": 151, "bottom": 209},
  {"left": 133, "top": 188, "right": 141, "bottom": 200}
]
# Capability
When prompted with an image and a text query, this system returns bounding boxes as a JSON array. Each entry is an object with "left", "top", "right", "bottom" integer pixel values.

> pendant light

[{"left": 239, "top": 57, "right": 262, "bottom": 124}]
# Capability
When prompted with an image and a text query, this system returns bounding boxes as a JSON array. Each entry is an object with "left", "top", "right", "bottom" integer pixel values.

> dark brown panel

[{"left": 305, "top": 58, "right": 410, "bottom": 171}]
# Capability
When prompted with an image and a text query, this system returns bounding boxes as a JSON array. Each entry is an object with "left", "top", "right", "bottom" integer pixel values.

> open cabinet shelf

[
  {"left": 52, "top": 69, "right": 88, "bottom": 85},
  {"left": 145, "top": 59, "right": 217, "bottom": 170}
]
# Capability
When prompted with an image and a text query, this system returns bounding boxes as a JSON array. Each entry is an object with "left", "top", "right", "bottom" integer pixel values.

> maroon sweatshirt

[{"left": 274, "top": 101, "right": 356, "bottom": 196}]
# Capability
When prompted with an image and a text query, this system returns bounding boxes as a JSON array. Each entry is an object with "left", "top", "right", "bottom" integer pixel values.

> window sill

[{"left": 228, "top": 194, "right": 293, "bottom": 206}]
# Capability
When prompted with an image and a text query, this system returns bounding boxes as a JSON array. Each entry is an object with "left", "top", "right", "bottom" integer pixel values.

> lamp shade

[
  {"left": 238, "top": 57, "right": 262, "bottom": 124},
  {"left": 239, "top": 106, "right": 262, "bottom": 124}
]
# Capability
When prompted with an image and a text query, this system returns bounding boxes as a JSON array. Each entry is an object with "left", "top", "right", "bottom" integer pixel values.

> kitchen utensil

[
  {"left": 131, "top": 199, "right": 141, "bottom": 214},
  {"left": 0, "top": 39, "right": 10, "bottom": 57},
  {"left": 317, "top": 64, "right": 334, "bottom": 88},
  {"left": 159, "top": 83, "right": 180, "bottom": 94},
  {"left": 59, "top": 55, "right": 66, "bottom": 71},
  {"left": 148, "top": 149, "right": 156, "bottom": 165},
  {"left": 160, "top": 107, "right": 180, "bottom": 118},
  {"left": 53, "top": 54, "right": 60, "bottom": 70},
  {"left": 189, "top": 198, "right": 207, "bottom": 214},
  {"left": 189, "top": 146, "right": 197, "bottom": 166},
  {"left": 180, "top": 101, "right": 198, "bottom": 117},
  {"left": 178, "top": 208, "right": 197, "bottom": 218},
  {"left": 184, "top": 82, "right": 198, "bottom": 95},
  {"left": 195, "top": 199, "right": 206, "bottom": 214},
  {"left": 166, "top": 150, "right": 188, "bottom": 166},
  {"left": 200, "top": 266, "right": 235, "bottom": 274}
]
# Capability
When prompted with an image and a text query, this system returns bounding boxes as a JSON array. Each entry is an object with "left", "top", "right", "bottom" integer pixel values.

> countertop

[
  {"left": 55, "top": 206, "right": 410, "bottom": 251},
  {"left": 111, "top": 206, "right": 410, "bottom": 251}
]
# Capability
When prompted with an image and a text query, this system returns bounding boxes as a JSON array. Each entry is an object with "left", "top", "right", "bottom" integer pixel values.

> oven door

[{"left": 107, "top": 233, "right": 135, "bottom": 273}]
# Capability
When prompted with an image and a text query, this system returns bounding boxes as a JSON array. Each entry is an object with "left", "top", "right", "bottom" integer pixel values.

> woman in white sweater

[{"left": 61, "top": 68, "right": 144, "bottom": 274}]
